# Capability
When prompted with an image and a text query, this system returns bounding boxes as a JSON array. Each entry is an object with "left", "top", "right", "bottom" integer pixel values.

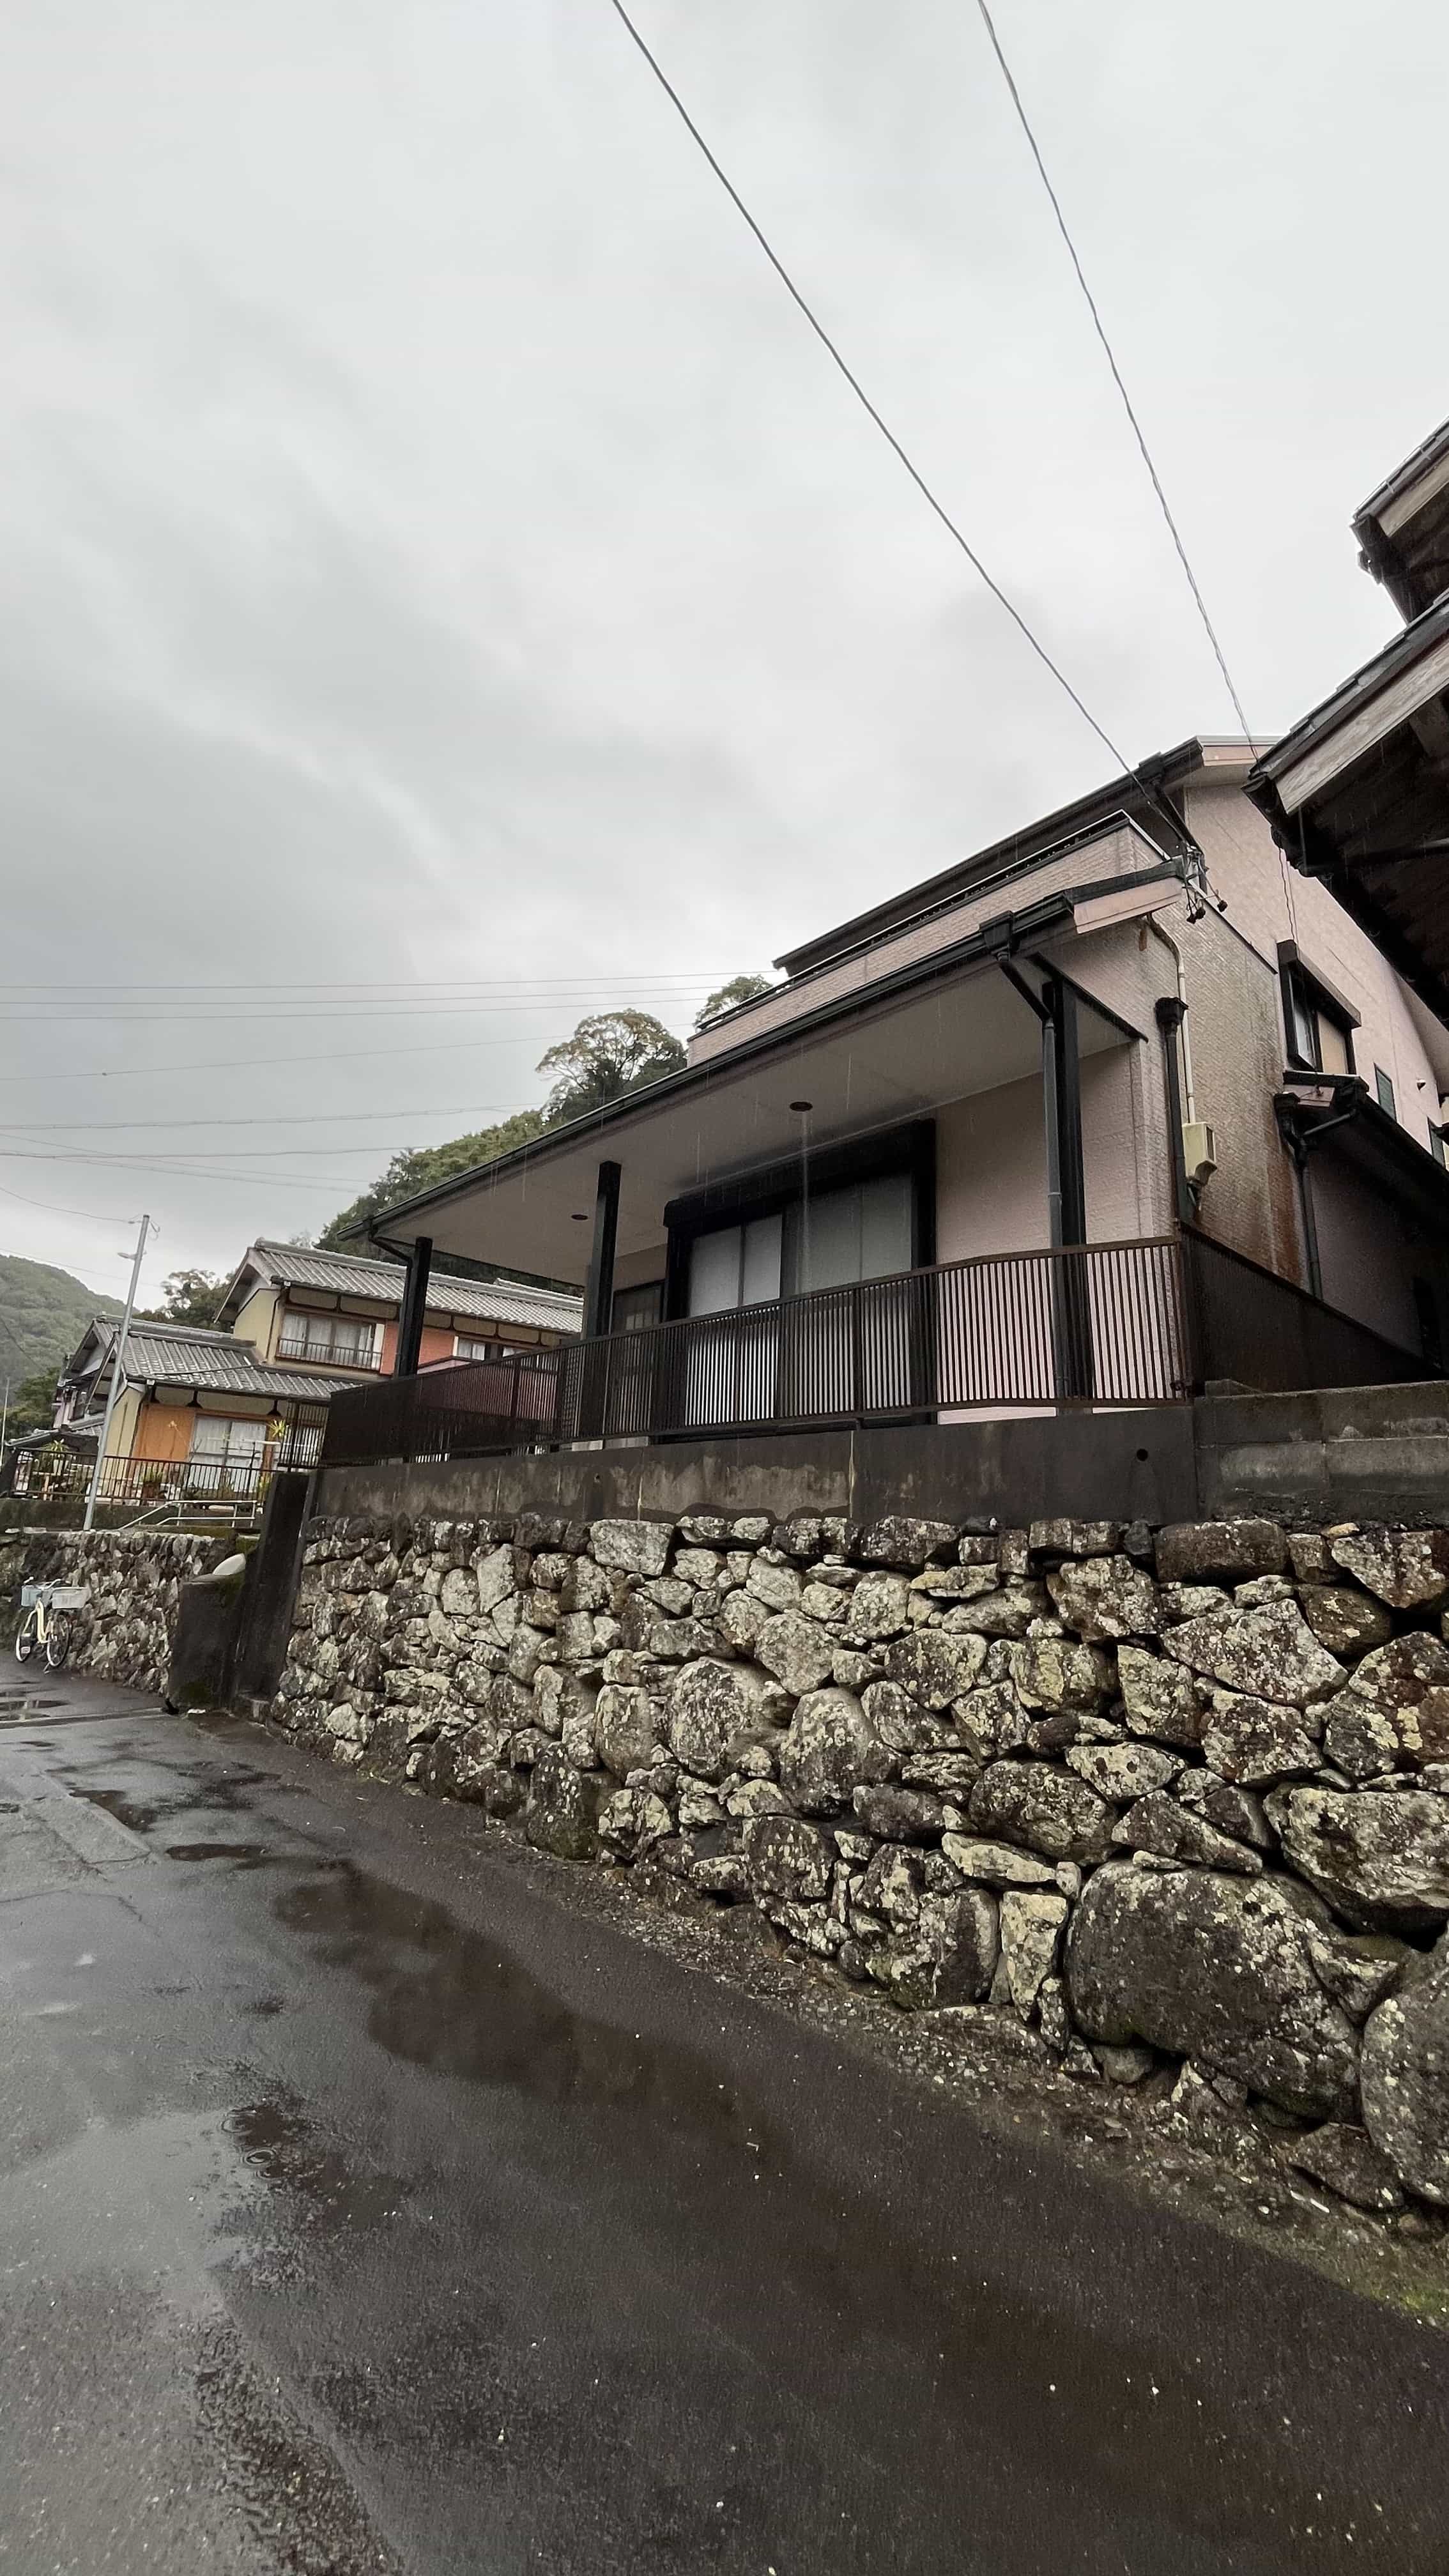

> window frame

[
  {"left": 1374, "top": 1064, "right": 1398, "bottom": 1120},
  {"left": 276, "top": 1308, "right": 381, "bottom": 1368},
  {"left": 1277, "top": 946, "right": 1359, "bottom": 1078}
]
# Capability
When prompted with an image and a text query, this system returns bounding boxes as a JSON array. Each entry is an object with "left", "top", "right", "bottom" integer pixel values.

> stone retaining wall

[
  {"left": 275, "top": 1504, "right": 1449, "bottom": 2215},
  {"left": 0, "top": 1528, "right": 227, "bottom": 1694}
]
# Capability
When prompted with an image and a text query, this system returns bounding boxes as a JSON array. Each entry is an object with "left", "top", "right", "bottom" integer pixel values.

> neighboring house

[
  {"left": 213, "top": 1241, "right": 582, "bottom": 1374},
  {"left": 42, "top": 1318, "right": 349, "bottom": 1505}
]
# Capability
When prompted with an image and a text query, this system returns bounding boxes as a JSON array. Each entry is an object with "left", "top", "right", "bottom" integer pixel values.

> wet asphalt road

[{"left": 3, "top": 1680, "right": 1449, "bottom": 2576}]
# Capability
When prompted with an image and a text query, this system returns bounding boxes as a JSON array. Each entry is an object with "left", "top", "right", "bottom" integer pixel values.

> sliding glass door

[{"left": 682, "top": 1173, "right": 921, "bottom": 1427}]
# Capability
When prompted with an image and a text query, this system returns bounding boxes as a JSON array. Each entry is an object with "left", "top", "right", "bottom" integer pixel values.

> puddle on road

[
  {"left": 224, "top": 2089, "right": 404, "bottom": 2232},
  {"left": 273, "top": 1862, "right": 762, "bottom": 2150},
  {"left": 166, "top": 1841, "right": 271, "bottom": 1865}
]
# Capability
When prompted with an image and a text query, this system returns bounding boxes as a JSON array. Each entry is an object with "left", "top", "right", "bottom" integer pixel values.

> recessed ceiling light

[
  {"left": 790, "top": 1100, "right": 813, "bottom": 1113},
  {"left": 571, "top": 1211, "right": 589, "bottom": 1220}
]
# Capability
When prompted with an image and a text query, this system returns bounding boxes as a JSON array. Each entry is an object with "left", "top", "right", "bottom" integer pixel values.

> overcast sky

[{"left": 1, "top": 0, "right": 1445, "bottom": 1307}]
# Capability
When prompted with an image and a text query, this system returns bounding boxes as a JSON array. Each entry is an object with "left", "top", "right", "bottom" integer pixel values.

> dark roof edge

[
  {"left": 770, "top": 735, "right": 1232, "bottom": 979},
  {"left": 369, "top": 873, "right": 1161, "bottom": 1239},
  {"left": 1247, "top": 595, "right": 1449, "bottom": 790},
  {"left": 1352, "top": 415, "right": 1449, "bottom": 537}
]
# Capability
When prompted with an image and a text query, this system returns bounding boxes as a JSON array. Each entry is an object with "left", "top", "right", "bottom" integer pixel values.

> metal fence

[
  {"left": 6, "top": 1427, "right": 324, "bottom": 1515},
  {"left": 321, "top": 1235, "right": 1192, "bottom": 1468},
  {"left": 1181, "top": 1225, "right": 1431, "bottom": 1393}
]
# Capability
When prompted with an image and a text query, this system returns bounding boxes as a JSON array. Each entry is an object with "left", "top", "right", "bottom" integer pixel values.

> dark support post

[
  {"left": 1154, "top": 997, "right": 1195, "bottom": 1230},
  {"left": 394, "top": 1234, "right": 433, "bottom": 1377},
  {"left": 1044, "top": 975, "right": 1090, "bottom": 1399},
  {"left": 581, "top": 1162, "right": 621, "bottom": 1439},
  {"left": 584, "top": 1161, "right": 621, "bottom": 1342}
]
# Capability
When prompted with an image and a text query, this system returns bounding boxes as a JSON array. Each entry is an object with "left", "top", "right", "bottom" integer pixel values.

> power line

[
  {"left": 0, "top": 1103, "right": 537, "bottom": 1136},
  {"left": 972, "top": 0, "right": 1256, "bottom": 751},
  {"left": 603, "top": 0, "right": 1188, "bottom": 842},
  {"left": 0, "top": 1177, "right": 143, "bottom": 1223},
  {"left": 0, "top": 1034, "right": 551, "bottom": 1091}
]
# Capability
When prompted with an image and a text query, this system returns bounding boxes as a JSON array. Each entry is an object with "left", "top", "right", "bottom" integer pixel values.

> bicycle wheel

[
  {"left": 44, "top": 1612, "right": 72, "bottom": 1672},
  {"left": 15, "top": 1609, "right": 38, "bottom": 1663}
]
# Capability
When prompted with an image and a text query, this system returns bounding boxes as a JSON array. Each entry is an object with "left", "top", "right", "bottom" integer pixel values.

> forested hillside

[{"left": 0, "top": 1252, "right": 123, "bottom": 1382}]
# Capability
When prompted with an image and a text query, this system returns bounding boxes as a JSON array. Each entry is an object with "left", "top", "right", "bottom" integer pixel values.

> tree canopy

[
  {"left": 535, "top": 1009, "right": 686, "bottom": 1125},
  {"left": 693, "top": 972, "right": 772, "bottom": 1031},
  {"left": 137, "top": 1267, "right": 227, "bottom": 1329}
]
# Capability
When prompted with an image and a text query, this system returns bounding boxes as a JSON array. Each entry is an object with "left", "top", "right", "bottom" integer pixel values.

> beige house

[
  {"left": 45, "top": 1319, "right": 347, "bottom": 1506},
  {"left": 213, "top": 1240, "right": 580, "bottom": 1377}
]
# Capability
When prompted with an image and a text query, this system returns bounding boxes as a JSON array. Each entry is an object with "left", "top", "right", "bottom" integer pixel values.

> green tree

[
  {"left": 535, "top": 1010, "right": 686, "bottom": 1124},
  {"left": 318, "top": 1110, "right": 547, "bottom": 1249},
  {"left": 693, "top": 972, "right": 772, "bottom": 1031},
  {"left": 137, "top": 1268, "right": 227, "bottom": 1328},
  {"left": 3, "top": 1365, "right": 61, "bottom": 1439}
]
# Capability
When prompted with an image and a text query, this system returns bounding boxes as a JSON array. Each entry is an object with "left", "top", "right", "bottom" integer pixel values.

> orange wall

[{"left": 377, "top": 1320, "right": 460, "bottom": 1370}]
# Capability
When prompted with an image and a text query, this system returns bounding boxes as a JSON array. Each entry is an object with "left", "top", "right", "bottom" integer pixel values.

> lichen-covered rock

[
  {"left": 1163, "top": 1601, "right": 1344, "bottom": 1708},
  {"left": 859, "top": 1678, "right": 951, "bottom": 1757},
  {"left": 871, "top": 1887, "right": 999, "bottom": 2008},
  {"left": 744, "top": 1812, "right": 832, "bottom": 1904},
  {"left": 745, "top": 1558, "right": 802, "bottom": 1613},
  {"left": 1110, "top": 1790, "right": 1262, "bottom": 1875},
  {"left": 859, "top": 1841, "right": 924, "bottom": 1929},
  {"left": 1266, "top": 1786, "right": 1449, "bottom": 1929},
  {"left": 1065, "top": 1740, "right": 1179, "bottom": 1802},
  {"left": 1154, "top": 1521, "right": 1288, "bottom": 1584},
  {"left": 997, "top": 1890, "right": 1068, "bottom": 2016},
  {"left": 940, "top": 1834, "right": 1061, "bottom": 1889},
  {"left": 852, "top": 1515, "right": 956, "bottom": 1567},
  {"left": 599, "top": 1786, "right": 674, "bottom": 1857},
  {"left": 525, "top": 1745, "right": 606, "bottom": 1860},
  {"left": 1045, "top": 1555, "right": 1162, "bottom": 1641},
  {"left": 590, "top": 1519, "right": 675, "bottom": 1579},
  {"left": 1200, "top": 1691, "right": 1323, "bottom": 1788},
  {"left": 952, "top": 1682, "right": 1032, "bottom": 1760},
  {"left": 1329, "top": 1526, "right": 1449, "bottom": 1610},
  {"left": 755, "top": 1611, "right": 836, "bottom": 1696},
  {"left": 841, "top": 1570, "right": 912, "bottom": 1643},
  {"left": 1284, "top": 2122, "right": 1404, "bottom": 2213},
  {"left": 1296, "top": 1586, "right": 1393, "bottom": 1659},
  {"left": 1029, "top": 1519, "right": 1121, "bottom": 1560},
  {"left": 941, "top": 1584, "right": 1048, "bottom": 1639},
  {"left": 594, "top": 1682, "right": 662, "bottom": 1778},
  {"left": 1360, "top": 1967, "right": 1449, "bottom": 2204},
  {"left": 882, "top": 1629, "right": 988, "bottom": 1710},
  {"left": 1066, "top": 1863, "right": 1360, "bottom": 2117},
  {"left": 1117, "top": 1645, "right": 1210, "bottom": 1749},
  {"left": 776, "top": 1688, "right": 887, "bottom": 1814},
  {"left": 474, "top": 1544, "right": 520, "bottom": 1616},
  {"left": 1320, "top": 1634, "right": 1449, "bottom": 1781},
  {"left": 851, "top": 1784, "right": 946, "bottom": 1841},
  {"left": 969, "top": 1760, "right": 1117, "bottom": 1864},
  {"left": 1011, "top": 1636, "right": 1114, "bottom": 1713},
  {"left": 663, "top": 1659, "right": 788, "bottom": 1781},
  {"left": 1174, "top": 1769, "right": 1272, "bottom": 1850}
]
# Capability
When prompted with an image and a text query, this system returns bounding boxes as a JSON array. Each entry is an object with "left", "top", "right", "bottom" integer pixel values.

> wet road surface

[{"left": 2, "top": 1675, "right": 1448, "bottom": 2573}]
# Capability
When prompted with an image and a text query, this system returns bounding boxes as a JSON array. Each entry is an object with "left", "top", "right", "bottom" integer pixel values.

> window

[
  {"left": 611, "top": 1283, "right": 663, "bottom": 1333},
  {"left": 1282, "top": 963, "right": 1355, "bottom": 1076},
  {"left": 688, "top": 1213, "right": 783, "bottom": 1316},
  {"left": 455, "top": 1334, "right": 504, "bottom": 1361},
  {"left": 1431, "top": 1126, "right": 1447, "bottom": 1170},
  {"left": 783, "top": 1172, "right": 914, "bottom": 1296},
  {"left": 277, "top": 1310, "right": 379, "bottom": 1367},
  {"left": 1374, "top": 1066, "right": 1397, "bottom": 1120},
  {"left": 188, "top": 1413, "right": 266, "bottom": 1494}
]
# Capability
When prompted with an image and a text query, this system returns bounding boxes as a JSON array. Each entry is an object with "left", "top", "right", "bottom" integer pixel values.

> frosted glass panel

[
  {"left": 740, "top": 1213, "right": 783, "bottom": 1306},
  {"left": 689, "top": 1227, "right": 741, "bottom": 1317},
  {"left": 797, "top": 1187, "right": 859, "bottom": 1292},
  {"left": 860, "top": 1172, "right": 914, "bottom": 1280}
]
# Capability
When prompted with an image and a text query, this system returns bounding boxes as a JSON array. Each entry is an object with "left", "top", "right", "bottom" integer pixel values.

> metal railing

[
  {"left": 1181, "top": 1225, "right": 1432, "bottom": 1393},
  {"left": 276, "top": 1326, "right": 381, "bottom": 1370},
  {"left": 6, "top": 1429, "right": 323, "bottom": 1515},
  {"left": 321, "top": 1235, "right": 1191, "bottom": 1467}
]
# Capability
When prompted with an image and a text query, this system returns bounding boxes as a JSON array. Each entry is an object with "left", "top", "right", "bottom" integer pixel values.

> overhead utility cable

[
  {"left": 604, "top": 0, "right": 1186, "bottom": 843},
  {"left": 972, "top": 0, "right": 1255, "bottom": 752}
]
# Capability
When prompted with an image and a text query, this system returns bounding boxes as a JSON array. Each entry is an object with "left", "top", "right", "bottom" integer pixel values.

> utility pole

[
  {"left": 83, "top": 1214, "right": 150, "bottom": 1533},
  {"left": 0, "top": 1377, "right": 10, "bottom": 1459}
]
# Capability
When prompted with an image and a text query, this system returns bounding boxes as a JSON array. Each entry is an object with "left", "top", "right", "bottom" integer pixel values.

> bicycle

[{"left": 15, "top": 1583, "right": 88, "bottom": 1672}]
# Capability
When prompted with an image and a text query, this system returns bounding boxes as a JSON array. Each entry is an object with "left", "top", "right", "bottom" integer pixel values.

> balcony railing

[
  {"left": 321, "top": 1236, "right": 1192, "bottom": 1468},
  {"left": 317, "top": 1227, "right": 1445, "bottom": 1473},
  {"left": 276, "top": 1326, "right": 381, "bottom": 1370}
]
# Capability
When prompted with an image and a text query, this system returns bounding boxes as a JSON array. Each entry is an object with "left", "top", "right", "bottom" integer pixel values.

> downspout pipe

[{"left": 1148, "top": 917, "right": 1197, "bottom": 1122}]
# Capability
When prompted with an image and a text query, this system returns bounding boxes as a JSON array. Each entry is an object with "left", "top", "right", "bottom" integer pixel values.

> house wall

[
  {"left": 104, "top": 1385, "right": 142, "bottom": 1462},
  {"left": 1186, "top": 775, "right": 1449, "bottom": 1152},
  {"left": 688, "top": 822, "right": 1157, "bottom": 1066},
  {"left": 231, "top": 1282, "right": 281, "bottom": 1360}
]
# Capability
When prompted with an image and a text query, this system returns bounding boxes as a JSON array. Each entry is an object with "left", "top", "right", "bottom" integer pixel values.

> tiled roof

[
  {"left": 239, "top": 1239, "right": 581, "bottom": 1333},
  {"left": 104, "top": 1321, "right": 356, "bottom": 1404}
]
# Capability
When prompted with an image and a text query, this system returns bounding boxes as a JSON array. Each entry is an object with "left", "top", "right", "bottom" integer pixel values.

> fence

[
  {"left": 321, "top": 1236, "right": 1191, "bottom": 1467},
  {"left": 6, "top": 1427, "right": 323, "bottom": 1516},
  {"left": 1181, "top": 1226, "right": 1430, "bottom": 1394}
]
